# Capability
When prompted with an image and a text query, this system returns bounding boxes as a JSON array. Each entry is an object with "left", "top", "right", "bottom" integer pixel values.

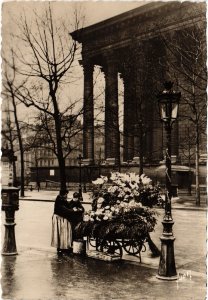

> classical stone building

[{"left": 71, "top": 2, "right": 206, "bottom": 168}]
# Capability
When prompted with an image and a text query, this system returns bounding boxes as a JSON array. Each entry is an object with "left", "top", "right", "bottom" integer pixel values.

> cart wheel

[
  {"left": 89, "top": 237, "right": 97, "bottom": 248},
  {"left": 88, "top": 237, "right": 102, "bottom": 251},
  {"left": 95, "top": 238, "right": 103, "bottom": 252},
  {"left": 100, "top": 240, "right": 123, "bottom": 258},
  {"left": 123, "top": 240, "right": 143, "bottom": 255}
]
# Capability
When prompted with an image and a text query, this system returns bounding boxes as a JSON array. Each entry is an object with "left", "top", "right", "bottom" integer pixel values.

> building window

[{"left": 50, "top": 169, "right": 55, "bottom": 176}]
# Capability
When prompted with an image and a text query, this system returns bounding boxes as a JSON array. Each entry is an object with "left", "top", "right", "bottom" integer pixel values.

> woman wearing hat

[
  {"left": 67, "top": 192, "right": 84, "bottom": 228},
  {"left": 51, "top": 190, "right": 84, "bottom": 255}
]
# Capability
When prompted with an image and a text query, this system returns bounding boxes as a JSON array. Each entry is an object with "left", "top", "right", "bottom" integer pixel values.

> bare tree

[
  {"left": 2, "top": 58, "right": 27, "bottom": 196},
  {"left": 3, "top": 3, "right": 84, "bottom": 192},
  {"left": 178, "top": 124, "right": 196, "bottom": 195},
  {"left": 157, "top": 6, "right": 206, "bottom": 205},
  {"left": 1, "top": 101, "right": 18, "bottom": 186},
  {"left": 29, "top": 110, "right": 83, "bottom": 167}
]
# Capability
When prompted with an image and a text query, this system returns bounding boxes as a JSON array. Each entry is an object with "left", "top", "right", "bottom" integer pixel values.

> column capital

[
  {"left": 79, "top": 59, "right": 94, "bottom": 70},
  {"left": 103, "top": 50, "right": 118, "bottom": 62},
  {"left": 101, "top": 50, "right": 119, "bottom": 72},
  {"left": 101, "top": 58, "right": 118, "bottom": 77},
  {"left": 119, "top": 73, "right": 123, "bottom": 80}
]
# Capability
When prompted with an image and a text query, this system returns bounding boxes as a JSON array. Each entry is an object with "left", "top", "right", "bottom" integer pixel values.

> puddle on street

[
  {"left": 1, "top": 253, "right": 206, "bottom": 300},
  {"left": 50, "top": 254, "right": 155, "bottom": 299}
]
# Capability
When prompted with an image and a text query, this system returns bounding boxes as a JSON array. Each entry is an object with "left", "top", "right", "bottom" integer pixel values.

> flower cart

[{"left": 74, "top": 172, "right": 163, "bottom": 261}]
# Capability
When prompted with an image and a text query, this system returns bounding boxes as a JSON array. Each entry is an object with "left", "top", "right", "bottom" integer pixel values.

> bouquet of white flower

[
  {"left": 92, "top": 172, "right": 163, "bottom": 208},
  {"left": 74, "top": 172, "right": 162, "bottom": 242}
]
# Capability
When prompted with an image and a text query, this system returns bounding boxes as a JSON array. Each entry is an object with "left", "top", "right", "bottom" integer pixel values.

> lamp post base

[
  {"left": 2, "top": 251, "right": 18, "bottom": 256},
  {"left": 156, "top": 274, "right": 178, "bottom": 281},
  {"left": 157, "top": 220, "right": 177, "bottom": 280},
  {"left": 2, "top": 221, "right": 18, "bottom": 256}
]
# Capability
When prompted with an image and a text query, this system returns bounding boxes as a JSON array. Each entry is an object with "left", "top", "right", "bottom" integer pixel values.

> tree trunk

[
  {"left": 195, "top": 139, "right": 200, "bottom": 206},
  {"left": 8, "top": 136, "right": 17, "bottom": 186},
  {"left": 57, "top": 151, "right": 67, "bottom": 192},
  {"left": 139, "top": 123, "right": 144, "bottom": 176},
  {"left": 7, "top": 108, "right": 17, "bottom": 186},
  {"left": 35, "top": 155, "right": 39, "bottom": 186},
  {"left": 19, "top": 147, "right": 25, "bottom": 197},
  {"left": 188, "top": 135, "right": 192, "bottom": 196},
  {"left": 12, "top": 156, "right": 17, "bottom": 186},
  {"left": 52, "top": 93, "right": 67, "bottom": 192},
  {"left": 11, "top": 94, "right": 24, "bottom": 196}
]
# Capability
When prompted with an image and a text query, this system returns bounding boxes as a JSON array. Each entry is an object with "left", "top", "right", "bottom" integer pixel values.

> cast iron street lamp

[
  {"left": 156, "top": 81, "right": 181, "bottom": 280},
  {"left": 77, "top": 154, "right": 83, "bottom": 201}
]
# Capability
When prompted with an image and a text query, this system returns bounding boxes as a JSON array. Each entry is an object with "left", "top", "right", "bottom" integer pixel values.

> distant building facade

[
  {"left": 24, "top": 123, "right": 106, "bottom": 184},
  {"left": 71, "top": 2, "right": 206, "bottom": 167}
]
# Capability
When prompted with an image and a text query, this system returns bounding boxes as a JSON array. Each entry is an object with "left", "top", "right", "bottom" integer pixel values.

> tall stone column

[
  {"left": 103, "top": 54, "right": 120, "bottom": 165},
  {"left": 152, "top": 118, "right": 163, "bottom": 162},
  {"left": 172, "top": 122, "right": 179, "bottom": 155},
  {"left": 82, "top": 60, "right": 94, "bottom": 164},
  {"left": 133, "top": 123, "right": 140, "bottom": 159},
  {"left": 123, "top": 75, "right": 134, "bottom": 161},
  {"left": 133, "top": 66, "right": 143, "bottom": 165}
]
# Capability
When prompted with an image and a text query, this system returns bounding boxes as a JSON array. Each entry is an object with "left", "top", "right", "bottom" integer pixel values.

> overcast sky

[
  {"left": 2, "top": 1, "right": 147, "bottom": 108},
  {"left": 82, "top": 1, "right": 146, "bottom": 26},
  {"left": 2, "top": 1, "right": 147, "bottom": 29},
  {"left": 1, "top": 0, "right": 159, "bottom": 125}
]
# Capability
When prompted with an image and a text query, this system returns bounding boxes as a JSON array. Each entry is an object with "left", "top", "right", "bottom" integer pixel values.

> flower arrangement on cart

[{"left": 75, "top": 172, "right": 163, "bottom": 259}]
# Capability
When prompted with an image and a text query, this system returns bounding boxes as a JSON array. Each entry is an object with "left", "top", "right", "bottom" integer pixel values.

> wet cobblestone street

[
  {"left": 1, "top": 246, "right": 206, "bottom": 300},
  {"left": 1, "top": 200, "right": 206, "bottom": 300}
]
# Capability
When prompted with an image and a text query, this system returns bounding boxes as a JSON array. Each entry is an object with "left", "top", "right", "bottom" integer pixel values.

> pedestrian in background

[{"left": 37, "top": 181, "right": 40, "bottom": 192}]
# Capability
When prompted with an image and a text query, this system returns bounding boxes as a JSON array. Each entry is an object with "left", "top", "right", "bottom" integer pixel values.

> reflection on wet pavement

[
  {"left": 1, "top": 202, "right": 206, "bottom": 300},
  {"left": 50, "top": 255, "right": 152, "bottom": 299},
  {"left": 1, "top": 251, "right": 206, "bottom": 300}
]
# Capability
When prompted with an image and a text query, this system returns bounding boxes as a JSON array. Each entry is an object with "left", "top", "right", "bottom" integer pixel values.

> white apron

[{"left": 51, "top": 214, "right": 73, "bottom": 249}]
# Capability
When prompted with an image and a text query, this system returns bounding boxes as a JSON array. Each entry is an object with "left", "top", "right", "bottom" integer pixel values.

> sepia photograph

[{"left": 1, "top": 1, "right": 207, "bottom": 299}]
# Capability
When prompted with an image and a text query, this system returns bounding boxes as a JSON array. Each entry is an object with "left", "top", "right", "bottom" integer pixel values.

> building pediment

[{"left": 71, "top": 1, "right": 206, "bottom": 58}]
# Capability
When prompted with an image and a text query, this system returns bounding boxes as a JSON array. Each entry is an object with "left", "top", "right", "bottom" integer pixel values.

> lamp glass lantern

[{"left": 157, "top": 82, "right": 181, "bottom": 124}]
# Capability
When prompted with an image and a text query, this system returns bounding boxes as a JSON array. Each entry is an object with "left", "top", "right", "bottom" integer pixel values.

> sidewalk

[
  {"left": 19, "top": 189, "right": 207, "bottom": 211},
  {"left": 19, "top": 189, "right": 92, "bottom": 203},
  {"left": 2, "top": 245, "right": 206, "bottom": 300},
  {"left": 172, "top": 193, "right": 207, "bottom": 210},
  {"left": 17, "top": 189, "right": 207, "bottom": 271},
  {"left": 2, "top": 193, "right": 206, "bottom": 299}
]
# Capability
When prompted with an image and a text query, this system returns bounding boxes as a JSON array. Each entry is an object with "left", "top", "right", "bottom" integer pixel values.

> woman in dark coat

[{"left": 51, "top": 190, "right": 84, "bottom": 255}]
